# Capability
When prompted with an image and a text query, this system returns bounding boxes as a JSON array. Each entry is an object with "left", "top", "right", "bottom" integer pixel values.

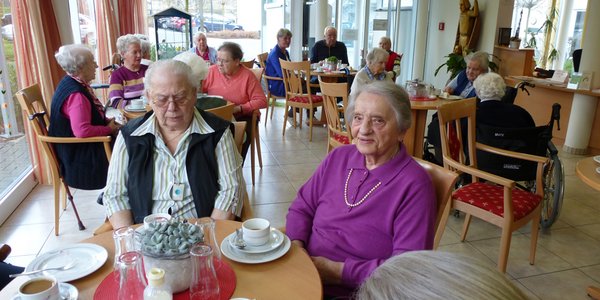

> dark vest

[
  {"left": 48, "top": 76, "right": 109, "bottom": 189},
  {"left": 453, "top": 71, "right": 477, "bottom": 98},
  {"left": 121, "top": 109, "right": 232, "bottom": 224}
]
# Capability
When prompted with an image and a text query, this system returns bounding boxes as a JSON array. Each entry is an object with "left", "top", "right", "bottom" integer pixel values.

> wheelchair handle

[{"left": 551, "top": 103, "right": 561, "bottom": 131}]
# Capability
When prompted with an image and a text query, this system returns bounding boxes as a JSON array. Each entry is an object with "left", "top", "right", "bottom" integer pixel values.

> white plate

[
  {"left": 25, "top": 243, "right": 108, "bottom": 282},
  {"left": 11, "top": 282, "right": 78, "bottom": 300},
  {"left": 596, "top": 167, "right": 600, "bottom": 174},
  {"left": 227, "top": 228, "right": 285, "bottom": 254},
  {"left": 124, "top": 105, "right": 146, "bottom": 112},
  {"left": 221, "top": 233, "right": 291, "bottom": 264},
  {"left": 593, "top": 155, "right": 600, "bottom": 164},
  {"left": 439, "top": 95, "right": 462, "bottom": 100}
]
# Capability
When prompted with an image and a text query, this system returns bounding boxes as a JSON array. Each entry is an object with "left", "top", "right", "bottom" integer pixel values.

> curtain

[
  {"left": 118, "top": 0, "right": 147, "bottom": 35},
  {"left": 11, "top": 0, "right": 63, "bottom": 184},
  {"left": 96, "top": 0, "right": 119, "bottom": 99}
]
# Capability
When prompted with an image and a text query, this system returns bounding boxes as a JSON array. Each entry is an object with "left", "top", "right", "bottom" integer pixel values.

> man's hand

[{"left": 311, "top": 256, "right": 343, "bottom": 285}]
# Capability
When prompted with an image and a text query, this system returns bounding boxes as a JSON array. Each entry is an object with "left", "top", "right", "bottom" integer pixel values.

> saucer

[
  {"left": 11, "top": 282, "right": 78, "bottom": 300},
  {"left": 439, "top": 94, "right": 462, "bottom": 100},
  {"left": 221, "top": 234, "right": 291, "bottom": 264},
  {"left": 227, "top": 228, "right": 285, "bottom": 254},
  {"left": 593, "top": 155, "right": 600, "bottom": 164},
  {"left": 596, "top": 167, "right": 600, "bottom": 174},
  {"left": 124, "top": 105, "right": 146, "bottom": 112}
]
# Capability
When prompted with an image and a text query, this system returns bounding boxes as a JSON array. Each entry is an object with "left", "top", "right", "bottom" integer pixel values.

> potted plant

[{"left": 325, "top": 56, "right": 338, "bottom": 71}]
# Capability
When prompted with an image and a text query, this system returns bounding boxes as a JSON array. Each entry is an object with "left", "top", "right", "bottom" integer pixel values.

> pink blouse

[{"left": 61, "top": 92, "right": 112, "bottom": 137}]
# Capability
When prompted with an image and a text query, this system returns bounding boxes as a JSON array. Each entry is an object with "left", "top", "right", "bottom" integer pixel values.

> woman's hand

[
  {"left": 107, "top": 118, "right": 122, "bottom": 135},
  {"left": 311, "top": 256, "right": 343, "bottom": 285},
  {"left": 444, "top": 86, "right": 454, "bottom": 94}
]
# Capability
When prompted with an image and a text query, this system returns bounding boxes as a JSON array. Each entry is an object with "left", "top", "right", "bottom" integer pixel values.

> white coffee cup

[
  {"left": 17, "top": 276, "right": 60, "bottom": 300},
  {"left": 143, "top": 213, "right": 172, "bottom": 230},
  {"left": 242, "top": 218, "right": 271, "bottom": 246},
  {"left": 130, "top": 99, "right": 144, "bottom": 109}
]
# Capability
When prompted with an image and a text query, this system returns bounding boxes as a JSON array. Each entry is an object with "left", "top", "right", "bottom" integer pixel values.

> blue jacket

[{"left": 265, "top": 44, "right": 289, "bottom": 97}]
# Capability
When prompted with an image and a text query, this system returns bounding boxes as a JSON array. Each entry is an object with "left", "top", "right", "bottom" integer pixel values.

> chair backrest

[
  {"left": 206, "top": 102, "right": 234, "bottom": 121},
  {"left": 250, "top": 67, "right": 264, "bottom": 82},
  {"left": 233, "top": 121, "right": 247, "bottom": 154},
  {"left": 436, "top": 97, "right": 477, "bottom": 169},
  {"left": 257, "top": 52, "right": 268, "bottom": 69},
  {"left": 318, "top": 80, "right": 352, "bottom": 151},
  {"left": 280, "top": 59, "right": 314, "bottom": 100},
  {"left": 241, "top": 59, "right": 255, "bottom": 69},
  {"left": 415, "top": 158, "right": 459, "bottom": 249}
]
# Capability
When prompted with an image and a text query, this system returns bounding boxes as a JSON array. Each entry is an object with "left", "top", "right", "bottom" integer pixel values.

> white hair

[
  {"left": 346, "top": 81, "right": 411, "bottom": 132},
  {"left": 55, "top": 44, "right": 93, "bottom": 75},
  {"left": 173, "top": 52, "right": 209, "bottom": 80},
  {"left": 466, "top": 51, "right": 490, "bottom": 71},
  {"left": 116, "top": 34, "right": 141, "bottom": 54},
  {"left": 144, "top": 59, "right": 199, "bottom": 91},
  {"left": 356, "top": 251, "right": 529, "bottom": 300},
  {"left": 473, "top": 72, "right": 505, "bottom": 100},
  {"left": 366, "top": 47, "right": 389, "bottom": 64}
]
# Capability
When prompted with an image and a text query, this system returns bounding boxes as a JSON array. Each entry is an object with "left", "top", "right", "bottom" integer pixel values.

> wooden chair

[
  {"left": 318, "top": 80, "right": 352, "bottom": 152},
  {"left": 435, "top": 98, "right": 547, "bottom": 273},
  {"left": 279, "top": 59, "right": 324, "bottom": 142},
  {"left": 257, "top": 52, "right": 285, "bottom": 127},
  {"left": 414, "top": 158, "right": 459, "bottom": 250},
  {"left": 240, "top": 59, "right": 255, "bottom": 68},
  {"left": 206, "top": 102, "right": 235, "bottom": 121},
  {"left": 15, "top": 83, "right": 112, "bottom": 236}
]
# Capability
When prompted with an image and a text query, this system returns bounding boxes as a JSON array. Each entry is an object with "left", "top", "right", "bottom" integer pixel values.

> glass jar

[
  {"left": 189, "top": 244, "right": 220, "bottom": 300},
  {"left": 195, "top": 217, "right": 222, "bottom": 269},
  {"left": 118, "top": 251, "right": 147, "bottom": 300}
]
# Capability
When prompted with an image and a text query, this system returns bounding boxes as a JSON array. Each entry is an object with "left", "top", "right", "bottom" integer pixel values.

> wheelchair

[{"left": 424, "top": 81, "right": 565, "bottom": 229}]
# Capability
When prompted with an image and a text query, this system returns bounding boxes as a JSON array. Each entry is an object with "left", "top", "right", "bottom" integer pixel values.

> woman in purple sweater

[{"left": 286, "top": 81, "right": 437, "bottom": 298}]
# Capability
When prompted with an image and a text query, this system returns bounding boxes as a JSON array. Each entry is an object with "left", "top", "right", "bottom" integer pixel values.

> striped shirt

[
  {"left": 108, "top": 64, "right": 148, "bottom": 108},
  {"left": 104, "top": 109, "right": 245, "bottom": 219}
]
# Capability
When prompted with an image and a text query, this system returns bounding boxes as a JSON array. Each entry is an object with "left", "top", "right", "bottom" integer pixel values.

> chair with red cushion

[
  {"left": 435, "top": 98, "right": 547, "bottom": 273},
  {"left": 279, "top": 59, "right": 324, "bottom": 142},
  {"left": 318, "top": 79, "right": 352, "bottom": 152}
]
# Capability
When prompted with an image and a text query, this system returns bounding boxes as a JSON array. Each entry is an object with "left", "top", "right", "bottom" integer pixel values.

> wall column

[
  {"left": 289, "top": 0, "right": 303, "bottom": 61},
  {"left": 412, "top": 0, "right": 429, "bottom": 80},
  {"left": 563, "top": 0, "right": 600, "bottom": 154}
]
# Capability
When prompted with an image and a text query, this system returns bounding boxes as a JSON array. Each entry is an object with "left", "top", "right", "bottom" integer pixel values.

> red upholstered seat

[
  {"left": 332, "top": 132, "right": 350, "bottom": 145},
  {"left": 453, "top": 182, "right": 542, "bottom": 220},
  {"left": 289, "top": 95, "right": 323, "bottom": 104}
]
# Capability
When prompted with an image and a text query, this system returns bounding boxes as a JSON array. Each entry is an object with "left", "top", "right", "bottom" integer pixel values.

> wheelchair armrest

[{"left": 476, "top": 142, "right": 548, "bottom": 164}]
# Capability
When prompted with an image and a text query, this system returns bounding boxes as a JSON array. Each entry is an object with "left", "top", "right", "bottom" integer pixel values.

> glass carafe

[
  {"left": 195, "top": 217, "right": 222, "bottom": 269},
  {"left": 118, "top": 251, "right": 147, "bottom": 300},
  {"left": 113, "top": 227, "right": 136, "bottom": 268},
  {"left": 189, "top": 244, "right": 220, "bottom": 300}
]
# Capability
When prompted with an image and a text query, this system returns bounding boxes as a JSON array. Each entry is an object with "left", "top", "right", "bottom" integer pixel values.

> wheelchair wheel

[{"left": 540, "top": 153, "right": 564, "bottom": 229}]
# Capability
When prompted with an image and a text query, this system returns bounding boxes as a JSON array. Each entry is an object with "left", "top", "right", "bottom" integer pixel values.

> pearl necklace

[{"left": 344, "top": 169, "right": 382, "bottom": 207}]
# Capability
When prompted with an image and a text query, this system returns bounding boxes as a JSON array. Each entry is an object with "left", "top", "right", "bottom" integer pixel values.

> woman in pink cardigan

[{"left": 203, "top": 42, "right": 266, "bottom": 159}]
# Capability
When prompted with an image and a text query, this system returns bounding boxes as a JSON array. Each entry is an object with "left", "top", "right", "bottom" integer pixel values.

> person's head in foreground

[
  {"left": 356, "top": 250, "right": 529, "bottom": 300},
  {"left": 346, "top": 80, "right": 411, "bottom": 167},
  {"left": 473, "top": 72, "right": 505, "bottom": 100},
  {"left": 145, "top": 59, "right": 198, "bottom": 132},
  {"left": 465, "top": 51, "right": 489, "bottom": 82}
]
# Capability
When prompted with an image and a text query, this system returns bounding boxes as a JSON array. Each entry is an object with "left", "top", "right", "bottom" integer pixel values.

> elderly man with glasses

[{"left": 103, "top": 59, "right": 245, "bottom": 229}]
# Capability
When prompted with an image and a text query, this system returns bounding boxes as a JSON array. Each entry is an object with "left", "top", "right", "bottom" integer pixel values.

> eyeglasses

[
  {"left": 152, "top": 98, "right": 191, "bottom": 108},
  {"left": 216, "top": 58, "right": 233, "bottom": 65}
]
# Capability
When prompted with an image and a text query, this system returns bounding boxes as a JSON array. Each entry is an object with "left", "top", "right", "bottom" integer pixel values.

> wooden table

[
  {"left": 575, "top": 157, "right": 600, "bottom": 299},
  {"left": 404, "top": 98, "right": 460, "bottom": 158},
  {"left": 0, "top": 220, "right": 322, "bottom": 300}
]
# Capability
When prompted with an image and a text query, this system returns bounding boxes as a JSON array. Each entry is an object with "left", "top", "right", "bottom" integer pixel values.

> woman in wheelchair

[{"left": 425, "top": 72, "right": 534, "bottom": 164}]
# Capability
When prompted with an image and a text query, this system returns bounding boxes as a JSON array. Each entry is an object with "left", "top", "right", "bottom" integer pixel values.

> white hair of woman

[
  {"left": 356, "top": 250, "right": 529, "bottom": 300},
  {"left": 144, "top": 59, "right": 199, "bottom": 91},
  {"left": 346, "top": 81, "right": 411, "bottom": 132},
  {"left": 473, "top": 72, "right": 505, "bottom": 100},
  {"left": 366, "top": 47, "right": 389, "bottom": 65},
  {"left": 466, "top": 50, "right": 489, "bottom": 72},
  {"left": 173, "top": 52, "right": 209, "bottom": 81},
  {"left": 116, "top": 34, "right": 141, "bottom": 55},
  {"left": 55, "top": 44, "right": 93, "bottom": 75}
]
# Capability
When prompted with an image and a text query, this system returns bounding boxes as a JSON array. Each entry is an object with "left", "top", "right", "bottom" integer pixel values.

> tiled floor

[{"left": 1, "top": 105, "right": 600, "bottom": 299}]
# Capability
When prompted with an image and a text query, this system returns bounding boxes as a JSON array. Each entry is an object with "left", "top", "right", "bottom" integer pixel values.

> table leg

[{"left": 405, "top": 110, "right": 428, "bottom": 158}]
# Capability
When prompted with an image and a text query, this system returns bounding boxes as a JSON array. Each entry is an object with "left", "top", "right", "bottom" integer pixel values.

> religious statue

[{"left": 454, "top": 0, "right": 480, "bottom": 55}]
